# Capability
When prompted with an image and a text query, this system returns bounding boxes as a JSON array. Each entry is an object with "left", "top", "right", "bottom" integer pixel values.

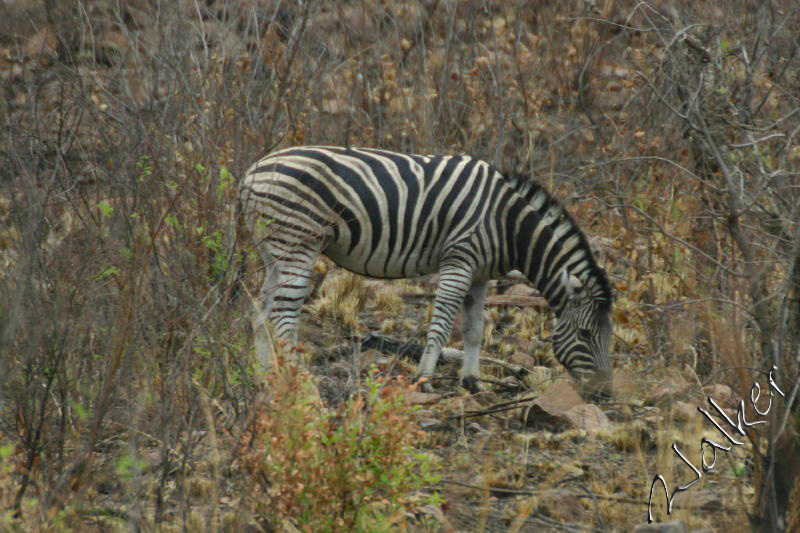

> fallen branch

[
  {"left": 447, "top": 395, "right": 538, "bottom": 420},
  {"left": 360, "top": 334, "right": 529, "bottom": 378},
  {"left": 484, "top": 294, "right": 548, "bottom": 308},
  {"left": 401, "top": 293, "right": 547, "bottom": 308}
]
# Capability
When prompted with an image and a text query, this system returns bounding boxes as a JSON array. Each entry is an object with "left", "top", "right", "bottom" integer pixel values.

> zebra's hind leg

[
  {"left": 252, "top": 248, "right": 280, "bottom": 371},
  {"left": 413, "top": 265, "right": 474, "bottom": 391},
  {"left": 252, "top": 244, "right": 320, "bottom": 371},
  {"left": 460, "top": 280, "right": 489, "bottom": 393}
]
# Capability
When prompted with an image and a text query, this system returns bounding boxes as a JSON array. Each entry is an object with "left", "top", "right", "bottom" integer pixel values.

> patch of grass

[
  {"left": 311, "top": 270, "right": 369, "bottom": 334},
  {"left": 372, "top": 280, "right": 407, "bottom": 314}
]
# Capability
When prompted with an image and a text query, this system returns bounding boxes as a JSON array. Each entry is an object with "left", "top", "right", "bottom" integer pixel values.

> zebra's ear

[{"left": 562, "top": 270, "right": 583, "bottom": 299}]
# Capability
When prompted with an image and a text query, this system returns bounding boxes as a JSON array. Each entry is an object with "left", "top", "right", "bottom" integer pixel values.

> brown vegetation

[{"left": 1, "top": 0, "right": 799, "bottom": 531}]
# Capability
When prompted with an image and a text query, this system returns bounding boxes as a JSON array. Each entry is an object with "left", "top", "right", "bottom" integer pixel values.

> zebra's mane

[{"left": 504, "top": 172, "right": 613, "bottom": 314}]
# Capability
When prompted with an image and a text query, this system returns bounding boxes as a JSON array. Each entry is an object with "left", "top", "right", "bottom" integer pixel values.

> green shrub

[{"left": 239, "top": 362, "right": 440, "bottom": 532}]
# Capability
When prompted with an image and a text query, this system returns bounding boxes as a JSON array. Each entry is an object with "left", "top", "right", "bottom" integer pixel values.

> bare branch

[{"left": 609, "top": 204, "right": 745, "bottom": 278}]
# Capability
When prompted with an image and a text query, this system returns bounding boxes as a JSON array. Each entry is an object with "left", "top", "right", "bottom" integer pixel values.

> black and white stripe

[{"left": 239, "top": 146, "right": 613, "bottom": 397}]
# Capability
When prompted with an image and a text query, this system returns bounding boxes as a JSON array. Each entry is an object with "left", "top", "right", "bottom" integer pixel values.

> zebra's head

[{"left": 552, "top": 270, "right": 613, "bottom": 402}]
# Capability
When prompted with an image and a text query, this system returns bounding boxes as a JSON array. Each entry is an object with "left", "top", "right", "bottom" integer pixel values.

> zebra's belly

[{"left": 323, "top": 243, "right": 440, "bottom": 279}]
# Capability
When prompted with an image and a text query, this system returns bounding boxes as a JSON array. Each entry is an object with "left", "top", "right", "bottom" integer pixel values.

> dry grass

[{"left": 311, "top": 270, "right": 369, "bottom": 334}]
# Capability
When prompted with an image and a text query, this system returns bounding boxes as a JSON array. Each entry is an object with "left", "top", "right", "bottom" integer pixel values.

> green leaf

[
  {"left": 136, "top": 155, "right": 153, "bottom": 177},
  {"left": 165, "top": 214, "right": 180, "bottom": 228},
  {"left": 669, "top": 201, "right": 682, "bottom": 221},
  {"left": 96, "top": 266, "right": 120, "bottom": 280},
  {"left": 256, "top": 217, "right": 275, "bottom": 231},
  {"left": 217, "top": 165, "right": 235, "bottom": 199},
  {"left": 0, "top": 444, "right": 13, "bottom": 459},
  {"left": 98, "top": 200, "right": 114, "bottom": 218},
  {"left": 115, "top": 454, "right": 146, "bottom": 480},
  {"left": 70, "top": 401, "right": 89, "bottom": 422}
]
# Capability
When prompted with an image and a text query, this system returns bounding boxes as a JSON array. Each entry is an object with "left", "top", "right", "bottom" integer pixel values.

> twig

[
  {"left": 730, "top": 133, "right": 785, "bottom": 148},
  {"left": 581, "top": 155, "right": 703, "bottom": 182},
  {"left": 441, "top": 348, "right": 530, "bottom": 379},
  {"left": 566, "top": 16, "right": 657, "bottom": 34},
  {"left": 448, "top": 395, "right": 537, "bottom": 420},
  {"left": 360, "top": 334, "right": 530, "bottom": 380},
  {"left": 439, "top": 478, "right": 532, "bottom": 495}
]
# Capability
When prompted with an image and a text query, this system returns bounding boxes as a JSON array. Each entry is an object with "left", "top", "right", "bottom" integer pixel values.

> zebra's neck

[{"left": 504, "top": 177, "right": 611, "bottom": 315}]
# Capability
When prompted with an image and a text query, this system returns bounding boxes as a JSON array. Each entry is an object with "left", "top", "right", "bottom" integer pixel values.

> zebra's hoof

[{"left": 461, "top": 376, "right": 483, "bottom": 394}]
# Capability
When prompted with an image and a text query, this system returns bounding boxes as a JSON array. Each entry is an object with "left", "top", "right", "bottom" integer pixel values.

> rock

[
  {"left": 537, "top": 488, "right": 588, "bottom": 522},
  {"left": 404, "top": 391, "right": 444, "bottom": 406},
  {"left": 521, "top": 381, "right": 611, "bottom": 430},
  {"left": 645, "top": 378, "right": 688, "bottom": 406},
  {"left": 504, "top": 270, "right": 527, "bottom": 282},
  {"left": 510, "top": 351, "right": 537, "bottom": 368},
  {"left": 671, "top": 400, "right": 697, "bottom": 423},
  {"left": 532, "top": 381, "right": 583, "bottom": 416},
  {"left": 673, "top": 488, "right": 722, "bottom": 511},
  {"left": 418, "top": 417, "right": 443, "bottom": 429},
  {"left": 563, "top": 404, "right": 611, "bottom": 431},
  {"left": 702, "top": 383, "right": 736, "bottom": 409},
  {"left": 632, "top": 519, "right": 688, "bottom": 533}
]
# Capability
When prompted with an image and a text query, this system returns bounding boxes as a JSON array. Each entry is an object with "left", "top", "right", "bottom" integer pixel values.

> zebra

[{"left": 238, "top": 146, "right": 613, "bottom": 399}]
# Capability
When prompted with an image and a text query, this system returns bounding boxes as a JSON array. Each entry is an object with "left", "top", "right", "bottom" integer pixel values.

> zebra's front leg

[
  {"left": 460, "top": 280, "right": 489, "bottom": 393},
  {"left": 414, "top": 266, "right": 474, "bottom": 391}
]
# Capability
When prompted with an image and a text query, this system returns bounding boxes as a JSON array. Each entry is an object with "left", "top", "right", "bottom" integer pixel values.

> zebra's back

[{"left": 240, "top": 146, "right": 511, "bottom": 278}]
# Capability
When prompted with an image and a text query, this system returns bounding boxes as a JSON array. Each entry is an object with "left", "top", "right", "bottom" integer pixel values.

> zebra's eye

[{"left": 577, "top": 328, "right": 592, "bottom": 343}]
